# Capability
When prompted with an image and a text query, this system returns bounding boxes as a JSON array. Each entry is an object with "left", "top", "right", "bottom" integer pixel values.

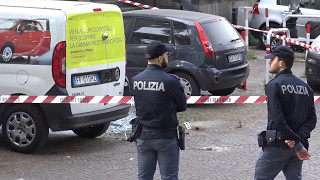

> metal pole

[
  {"left": 266, "top": 8, "right": 269, "bottom": 31},
  {"left": 266, "top": 31, "right": 271, "bottom": 84},
  {"left": 306, "top": 23, "right": 311, "bottom": 46},
  {"left": 245, "top": 8, "right": 249, "bottom": 49},
  {"left": 265, "top": 28, "right": 290, "bottom": 84},
  {"left": 306, "top": 23, "right": 311, "bottom": 57}
]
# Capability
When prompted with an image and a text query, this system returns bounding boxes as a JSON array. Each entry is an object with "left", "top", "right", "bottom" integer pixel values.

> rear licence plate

[
  {"left": 228, "top": 53, "right": 243, "bottom": 63},
  {"left": 73, "top": 74, "right": 99, "bottom": 87}
]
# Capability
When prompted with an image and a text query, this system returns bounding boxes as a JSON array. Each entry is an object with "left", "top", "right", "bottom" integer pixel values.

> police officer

[
  {"left": 254, "top": 46, "right": 317, "bottom": 180},
  {"left": 131, "top": 41, "right": 187, "bottom": 180}
]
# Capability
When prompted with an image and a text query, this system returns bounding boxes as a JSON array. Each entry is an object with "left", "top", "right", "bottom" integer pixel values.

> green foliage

[
  {"left": 247, "top": 51, "right": 257, "bottom": 60},
  {"left": 249, "top": 32, "right": 260, "bottom": 47}
]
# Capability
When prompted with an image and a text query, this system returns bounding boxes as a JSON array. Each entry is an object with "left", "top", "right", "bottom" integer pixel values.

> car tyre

[
  {"left": 73, "top": 123, "right": 110, "bottom": 138},
  {"left": 270, "top": 36, "right": 283, "bottom": 52},
  {"left": 174, "top": 72, "right": 200, "bottom": 96},
  {"left": 1, "top": 44, "right": 14, "bottom": 62},
  {"left": 209, "top": 86, "right": 237, "bottom": 96},
  {"left": 2, "top": 105, "right": 49, "bottom": 153},
  {"left": 258, "top": 23, "right": 281, "bottom": 50}
]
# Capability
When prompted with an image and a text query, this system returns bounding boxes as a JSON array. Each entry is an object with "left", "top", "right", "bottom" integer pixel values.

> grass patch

[
  {"left": 177, "top": 106, "right": 214, "bottom": 123},
  {"left": 177, "top": 112, "right": 189, "bottom": 123},
  {"left": 300, "top": 73, "right": 306, "bottom": 78},
  {"left": 249, "top": 32, "right": 260, "bottom": 47},
  {"left": 247, "top": 51, "right": 257, "bottom": 60}
]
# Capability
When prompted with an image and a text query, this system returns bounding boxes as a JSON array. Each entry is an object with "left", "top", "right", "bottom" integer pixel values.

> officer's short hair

[
  {"left": 264, "top": 45, "right": 294, "bottom": 69},
  {"left": 145, "top": 41, "right": 168, "bottom": 60},
  {"left": 278, "top": 56, "right": 294, "bottom": 69}
]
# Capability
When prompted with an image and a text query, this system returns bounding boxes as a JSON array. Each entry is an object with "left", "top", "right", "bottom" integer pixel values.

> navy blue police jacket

[
  {"left": 131, "top": 64, "right": 187, "bottom": 139},
  {"left": 266, "top": 69, "right": 317, "bottom": 148}
]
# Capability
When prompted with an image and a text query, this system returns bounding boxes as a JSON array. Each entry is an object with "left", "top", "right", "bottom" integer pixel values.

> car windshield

[
  {"left": 201, "top": 19, "right": 240, "bottom": 46},
  {"left": 0, "top": 19, "right": 19, "bottom": 30}
]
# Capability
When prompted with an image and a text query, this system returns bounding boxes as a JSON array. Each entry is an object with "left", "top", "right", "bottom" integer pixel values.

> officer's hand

[
  {"left": 297, "top": 147, "right": 310, "bottom": 160},
  {"left": 285, "top": 140, "right": 295, "bottom": 148}
]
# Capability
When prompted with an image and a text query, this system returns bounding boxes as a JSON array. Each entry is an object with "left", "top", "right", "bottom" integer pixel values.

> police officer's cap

[
  {"left": 264, "top": 45, "right": 294, "bottom": 60},
  {"left": 145, "top": 41, "right": 168, "bottom": 60}
]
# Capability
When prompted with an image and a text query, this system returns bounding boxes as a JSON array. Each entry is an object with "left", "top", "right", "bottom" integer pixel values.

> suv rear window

[{"left": 201, "top": 20, "right": 240, "bottom": 46}]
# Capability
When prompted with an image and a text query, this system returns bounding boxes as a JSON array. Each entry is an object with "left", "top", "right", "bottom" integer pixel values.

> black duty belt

[{"left": 142, "top": 126, "right": 177, "bottom": 132}]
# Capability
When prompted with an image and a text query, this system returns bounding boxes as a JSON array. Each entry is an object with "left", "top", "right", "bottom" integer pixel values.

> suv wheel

[
  {"left": 209, "top": 86, "right": 236, "bottom": 96},
  {"left": 270, "top": 36, "right": 283, "bottom": 52},
  {"left": 73, "top": 123, "right": 110, "bottom": 138},
  {"left": 174, "top": 72, "right": 200, "bottom": 96},
  {"left": 259, "top": 23, "right": 281, "bottom": 49},
  {"left": 2, "top": 105, "right": 49, "bottom": 153}
]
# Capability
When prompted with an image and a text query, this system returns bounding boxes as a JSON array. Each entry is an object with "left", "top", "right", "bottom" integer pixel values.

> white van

[{"left": 0, "top": 0, "right": 130, "bottom": 153}]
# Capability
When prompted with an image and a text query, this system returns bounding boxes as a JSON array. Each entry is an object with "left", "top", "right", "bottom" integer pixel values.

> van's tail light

[
  {"left": 52, "top": 42, "right": 66, "bottom": 88},
  {"left": 195, "top": 21, "right": 215, "bottom": 58},
  {"left": 253, "top": 4, "right": 259, "bottom": 15},
  {"left": 125, "top": 38, "right": 127, "bottom": 76}
]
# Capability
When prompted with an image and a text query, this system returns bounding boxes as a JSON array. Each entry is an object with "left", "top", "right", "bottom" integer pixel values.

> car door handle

[{"left": 102, "top": 33, "right": 108, "bottom": 40}]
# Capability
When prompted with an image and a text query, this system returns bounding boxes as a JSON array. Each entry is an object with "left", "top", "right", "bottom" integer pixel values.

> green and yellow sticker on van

[{"left": 66, "top": 11, "right": 125, "bottom": 69}]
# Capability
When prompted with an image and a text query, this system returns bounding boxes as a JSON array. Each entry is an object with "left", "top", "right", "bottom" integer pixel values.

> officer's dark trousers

[
  {"left": 136, "top": 138, "right": 179, "bottom": 180},
  {"left": 254, "top": 146, "right": 303, "bottom": 180}
]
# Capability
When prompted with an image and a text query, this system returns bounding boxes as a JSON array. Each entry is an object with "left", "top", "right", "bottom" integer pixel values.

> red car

[{"left": 0, "top": 19, "right": 51, "bottom": 62}]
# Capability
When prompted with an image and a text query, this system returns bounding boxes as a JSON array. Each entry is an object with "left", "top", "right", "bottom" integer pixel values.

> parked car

[
  {"left": 305, "top": 35, "right": 320, "bottom": 90},
  {"left": 123, "top": 9, "right": 249, "bottom": 96},
  {"left": 249, "top": 0, "right": 320, "bottom": 49},
  {"left": 0, "top": 19, "right": 51, "bottom": 62}
]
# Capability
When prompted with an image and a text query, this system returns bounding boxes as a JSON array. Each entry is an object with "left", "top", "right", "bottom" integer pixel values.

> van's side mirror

[{"left": 19, "top": 26, "right": 25, "bottom": 34}]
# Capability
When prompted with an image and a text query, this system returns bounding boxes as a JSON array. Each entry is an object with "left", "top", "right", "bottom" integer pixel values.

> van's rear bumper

[{"left": 40, "top": 104, "right": 130, "bottom": 131}]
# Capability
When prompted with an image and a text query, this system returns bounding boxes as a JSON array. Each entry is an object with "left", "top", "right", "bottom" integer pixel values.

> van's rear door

[{"left": 66, "top": 7, "right": 126, "bottom": 114}]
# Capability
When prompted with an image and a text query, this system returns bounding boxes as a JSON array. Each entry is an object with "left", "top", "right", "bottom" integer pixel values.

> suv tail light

[
  {"left": 195, "top": 21, "right": 215, "bottom": 58},
  {"left": 52, "top": 42, "right": 66, "bottom": 88},
  {"left": 253, "top": 4, "right": 259, "bottom": 15}
]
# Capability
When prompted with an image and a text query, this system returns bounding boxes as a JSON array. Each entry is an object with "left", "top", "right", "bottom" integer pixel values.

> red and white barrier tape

[
  {"left": 232, "top": 24, "right": 320, "bottom": 52},
  {"left": 118, "top": 0, "right": 159, "bottom": 9},
  {"left": 1, "top": 95, "right": 320, "bottom": 104},
  {"left": 232, "top": 24, "right": 267, "bottom": 34}
]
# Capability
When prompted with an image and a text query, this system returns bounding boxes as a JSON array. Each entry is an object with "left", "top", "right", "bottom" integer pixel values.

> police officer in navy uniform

[
  {"left": 254, "top": 46, "right": 317, "bottom": 180},
  {"left": 131, "top": 41, "right": 187, "bottom": 180}
]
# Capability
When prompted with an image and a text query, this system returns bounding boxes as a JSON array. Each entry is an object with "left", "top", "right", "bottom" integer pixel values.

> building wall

[
  {"left": 136, "top": 0, "right": 256, "bottom": 21},
  {"left": 88, "top": 0, "right": 257, "bottom": 22},
  {"left": 192, "top": 0, "right": 256, "bottom": 21}
]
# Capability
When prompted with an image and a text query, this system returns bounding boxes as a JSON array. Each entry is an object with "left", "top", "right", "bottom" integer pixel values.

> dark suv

[{"left": 123, "top": 9, "right": 250, "bottom": 96}]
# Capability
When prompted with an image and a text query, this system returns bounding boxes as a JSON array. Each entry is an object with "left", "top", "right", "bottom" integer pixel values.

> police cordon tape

[
  {"left": 1, "top": 95, "right": 320, "bottom": 104},
  {"left": 118, "top": 0, "right": 159, "bottom": 9},
  {"left": 232, "top": 24, "right": 320, "bottom": 52}
]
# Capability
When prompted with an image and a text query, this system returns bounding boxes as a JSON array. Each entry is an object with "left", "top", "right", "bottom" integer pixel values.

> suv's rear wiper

[{"left": 230, "top": 38, "right": 241, "bottom": 42}]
